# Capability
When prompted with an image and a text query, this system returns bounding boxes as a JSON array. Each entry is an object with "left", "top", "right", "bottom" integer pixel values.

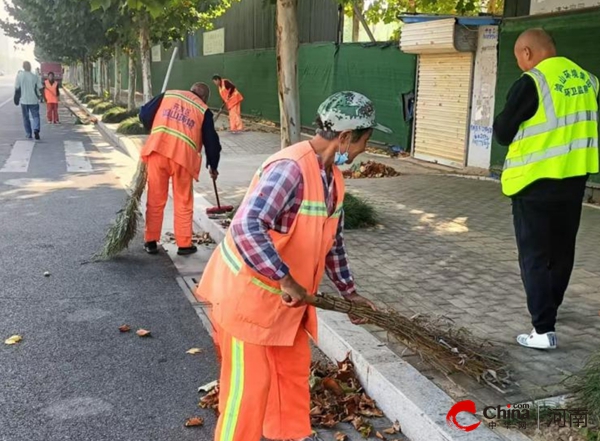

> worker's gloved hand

[
  {"left": 343, "top": 292, "right": 376, "bottom": 325},
  {"left": 280, "top": 274, "right": 307, "bottom": 308},
  {"left": 209, "top": 168, "right": 219, "bottom": 180}
]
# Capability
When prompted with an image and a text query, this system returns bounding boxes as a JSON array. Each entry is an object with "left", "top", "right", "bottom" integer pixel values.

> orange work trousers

[
  {"left": 228, "top": 103, "right": 244, "bottom": 132},
  {"left": 144, "top": 152, "right": 194, "bottom": 248},
  {"left": 213, "top": 321, "right": 312, "bottom": 441}
]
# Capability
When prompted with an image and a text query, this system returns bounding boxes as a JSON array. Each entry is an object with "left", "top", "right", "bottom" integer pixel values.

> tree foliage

[
  {"left": 1, "top": 0, "right": 110, "bottom": 62},
  {"left": 339, "top": 0, "right": 504, "bottom": 25}
]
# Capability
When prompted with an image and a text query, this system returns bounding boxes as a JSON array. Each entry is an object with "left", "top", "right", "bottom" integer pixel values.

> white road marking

[
  {"left": 64, "top": 140, "right": 93, "bottom": 172},
  {"left": 0, "top": 140, "right": 35, "bottom": 173},
  {"left": 0, "top": 97, "right": 13, "bottom": 108}
]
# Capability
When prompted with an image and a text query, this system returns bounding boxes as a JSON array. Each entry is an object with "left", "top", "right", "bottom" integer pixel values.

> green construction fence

[{"left": 151, "top": 42, "right": 417, "bottom": 148}]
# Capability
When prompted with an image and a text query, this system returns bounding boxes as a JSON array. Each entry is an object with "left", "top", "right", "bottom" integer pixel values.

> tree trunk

[
  {"left": 98, "top": 60, "right": 104, "bottom": 97},
  {"left": 103, "top": 59, "right": 110, "bottom": 98},
  {"left": 128, "top": 55, "right": 136, "bottom": 110},
  {"left": 114, "top": 45, "right": 122, "bottom": 104},
  {"left": 139, "top": 19, "right": 153, "bottom": 103},
  {"left": 276, "top": 0, "right": 301, "bottom": 149},
  {"left": 83, "top": 58, "right": 92, "bottom": 93},
  {"left": 352, "top": 0, "right": 363, "bottom": 42}
]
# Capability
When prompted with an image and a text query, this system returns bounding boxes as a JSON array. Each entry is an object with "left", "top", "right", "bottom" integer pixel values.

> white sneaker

[{"left": 517, "top": 329, "right": 557, "bottom": 349}]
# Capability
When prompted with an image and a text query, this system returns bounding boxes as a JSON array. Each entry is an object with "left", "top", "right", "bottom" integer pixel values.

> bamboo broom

[
  {"left": 95, "top": 48, "right": 179, "bottom": 260},
  {"left": 303, "top": 293, "right": 511, "bottom": 388},
  {"left": 95, "top": 161, "right": 148, "bottom": 260}
]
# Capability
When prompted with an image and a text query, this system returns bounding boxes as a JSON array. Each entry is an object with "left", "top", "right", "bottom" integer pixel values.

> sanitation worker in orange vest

[
  {"left": 212, "top": 74, "right": 244, "bottom": 133},
  {"left": 196, "top": 92, "right": 392, "bottom": 441},
  {"left": 42, "top": 72, "right": 60, "bottom": 124},
  {"left": 141, "top": 83, "right": 221, "bottom": 256}
]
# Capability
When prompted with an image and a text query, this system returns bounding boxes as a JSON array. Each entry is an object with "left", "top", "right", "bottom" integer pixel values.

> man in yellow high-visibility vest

[{"left": 494, "top": 29, "right": 599, "bottom": 350}]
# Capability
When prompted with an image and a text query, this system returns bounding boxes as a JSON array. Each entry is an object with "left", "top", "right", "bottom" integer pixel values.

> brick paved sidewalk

[{"left": 196, "top": 128, "right": 600, "bottom": 408}]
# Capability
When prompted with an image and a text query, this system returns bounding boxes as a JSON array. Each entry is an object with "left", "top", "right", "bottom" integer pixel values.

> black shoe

[
  {"left": 177, "top": 245, "right": 198, "bottom": 256},
  {"left": 34, "top": 131, "right": 40, "bottom": 140},
  {"left": 144, "top": 241, "right": 159, "bottom": 254}
]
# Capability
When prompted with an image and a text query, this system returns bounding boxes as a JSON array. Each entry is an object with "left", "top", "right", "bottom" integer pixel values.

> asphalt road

[{"left": 0, "top": 77, "right": 218, "bottom": 441}]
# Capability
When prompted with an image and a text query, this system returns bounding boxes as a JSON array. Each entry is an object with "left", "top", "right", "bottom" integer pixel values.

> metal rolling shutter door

[{"left": 413, "top": 52, "right": 473, "bottom": 168}]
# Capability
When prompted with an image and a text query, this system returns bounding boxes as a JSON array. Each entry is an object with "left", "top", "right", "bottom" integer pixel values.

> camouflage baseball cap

[{"left": 317, "top": 91, "right": 392, "bottom": 134}]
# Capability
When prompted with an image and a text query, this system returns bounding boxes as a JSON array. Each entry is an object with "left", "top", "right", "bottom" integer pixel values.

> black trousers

[{"left": 512, "top": 180, "right": 585, "bottom": 334}]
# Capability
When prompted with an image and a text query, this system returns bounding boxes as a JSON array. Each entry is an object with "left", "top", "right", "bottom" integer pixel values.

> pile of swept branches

[
  {"left": 308, "top": 293, "right": 510, "bottom": 388},
  {"left": 342, "top": 161, "right": 400, "bottom": 179},
  {"left": 95, "top": 161, "right": 147, "bottom": 260}
]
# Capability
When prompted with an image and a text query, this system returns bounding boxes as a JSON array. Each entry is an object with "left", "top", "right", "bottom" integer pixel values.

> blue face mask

[{"left": 334, "top": 151, "right": 349, "bottom": 166}]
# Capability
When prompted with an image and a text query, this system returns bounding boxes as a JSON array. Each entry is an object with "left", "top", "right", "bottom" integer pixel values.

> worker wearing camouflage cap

[{"left": 196, "top": 91, "right": 390, "bottom": 441}]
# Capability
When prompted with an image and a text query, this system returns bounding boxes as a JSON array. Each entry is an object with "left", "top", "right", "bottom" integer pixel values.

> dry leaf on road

[
  {"left": 383, "top": 420, "right": 401, "bottom": 434},
  {"left": 376, "top": 431, "right": 386, "bottom": 439},
  {"left": 4, "top": 335, "right": 22, "bottom": 345},
  {"left": 184, "top": 417, "right": 204, "bottom": 427},
  {"left": 119, "top": 325, "right": 131, "bottom": 333},
  {"left": 136, "top": 329, "right": 151, "bottom": 337},
  {"left": 186, "top": 348, "right": 203, "bottom": 355},
  {"left": 334, "top": 432, "right": 348, "bottom": 441}
]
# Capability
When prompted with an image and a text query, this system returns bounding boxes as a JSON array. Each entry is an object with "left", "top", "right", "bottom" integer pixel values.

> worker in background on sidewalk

[
  {"left": 140, "top": 82, "right": 221, "bottom": 256},
  {"left": 42, "top": 72, "right": 60, "bottom": 124},
  {"left": 493, "top": 28, "right": 599, "bottom": 350},
  {"left": 196, "top": 91, "right": 390, "bottom": 441},
  {"left": 212, "top": 74, "right": 244, "bottom": 133}
]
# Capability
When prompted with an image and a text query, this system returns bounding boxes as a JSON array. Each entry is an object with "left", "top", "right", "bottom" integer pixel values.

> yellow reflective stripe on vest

[
  {"left": 220, "top": 239, "right": 283, "bottom": 295},
  {"left": 220, "top": 240, "right": 242, "bottom": 274},
  {"left": 251, "top": 278, "right": 283, "bottom": 295},
  {"left": 332, "top": 204, "right": 344, "bottom": 218},
  {"left": 513, "top": 68, "right": 599, "bottom": 142},
  {"left": 151, "top": 125, "right": 197, "bottom": 151},
  {"left": 299, "top": 200, "right": 328, "bottom": 217},
  {"left": 164, "top": 92, "right": 206, "bottom": 114},
  {"left": 504, "top": 137, "right": 598, "bottom": 169}
]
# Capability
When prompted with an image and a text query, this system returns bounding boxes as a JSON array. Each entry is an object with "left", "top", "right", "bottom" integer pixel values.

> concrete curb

[{"left": 65, "top": 87, "right": 523, "bottom": 441}]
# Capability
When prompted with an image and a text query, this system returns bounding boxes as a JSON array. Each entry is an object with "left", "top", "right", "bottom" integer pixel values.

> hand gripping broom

[{"left": 95, "top": 48, "right": 179, "bottom": 260}]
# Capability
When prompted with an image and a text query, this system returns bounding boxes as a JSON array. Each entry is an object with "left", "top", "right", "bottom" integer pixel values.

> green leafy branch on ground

[{"left": 344, "top": 193, "right": 378, "bottom": 230}]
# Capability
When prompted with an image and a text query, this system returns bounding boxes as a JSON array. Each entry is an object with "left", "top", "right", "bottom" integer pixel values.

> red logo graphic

[{"left": 446, "top": 400, "right": 481, "bottom": 432}]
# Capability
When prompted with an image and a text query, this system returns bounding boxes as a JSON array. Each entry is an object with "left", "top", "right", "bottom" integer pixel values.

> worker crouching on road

[
  {"left": 212, "top": 74, "right": 244, "bottom": 133},
  {"left": 141, "top": 83, "right": 221, "bottom": 256},
  {"left": 195, "top": 92, "right": 391, "bottom": 441},
  {"left": 493, "top": 29, "right": 599, "bottom": 349}
]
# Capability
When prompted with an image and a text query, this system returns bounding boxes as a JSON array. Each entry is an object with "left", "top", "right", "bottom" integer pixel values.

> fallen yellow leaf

[
  {"left": 186, "top": 348, "right": 203, "bottom": 355},
  {"left": 4, "top": 335, "right": 22, "bottom": 345},
  {"left": 184, "top": 417, "right": 204, "bottom": 427},
  {"left": 136, "top": 329, "right": 151, "bottom": 337},
  {"left": 334, "top": 432, "right": 348, "bottom": 441}
]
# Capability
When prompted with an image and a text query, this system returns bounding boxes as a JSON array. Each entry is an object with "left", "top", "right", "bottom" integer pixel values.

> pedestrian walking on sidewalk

[
  {"left": 212, "top": 74, "right": 244, "bottom": 133},
  {"left": 493, "top": 28, "right": 599, "bottom": 350},
  {"left": 140, "top": 83, "right": 221, "bottom": 256},
  {"left": 15, "top": 61, "right": 42, "bottom": 140},
  {"left": 42, "top": 72, "right": 60, "bottom": 124},
  {"left": 195, "top": 91, "right": 390, "bottom": 441}
]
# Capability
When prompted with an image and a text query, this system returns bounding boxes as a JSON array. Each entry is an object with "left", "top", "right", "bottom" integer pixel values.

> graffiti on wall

[{"left": 467, "top": 26, "right": 498, "bottom": 169}]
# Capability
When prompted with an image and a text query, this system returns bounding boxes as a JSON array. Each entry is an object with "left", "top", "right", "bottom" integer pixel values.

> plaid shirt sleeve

[
  {"left": 229, "top": 159, "right": 302, "bottom": 280},
  {"left": 325, "top": 209, "right": 357, "bottom": 297}
]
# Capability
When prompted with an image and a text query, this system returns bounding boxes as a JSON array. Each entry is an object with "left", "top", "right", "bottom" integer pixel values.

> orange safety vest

[
  {"left": 196, "top": 141, "right": 345, "bottom": 346},
  {"left": 219, "top": 79, "right": 243, "bottom": 110},
  {"left": 44, "top": 80, "right": 58, "bottom": 104},
  {"left": 141, "top": 90, "right": 207, "bottom": 180}
]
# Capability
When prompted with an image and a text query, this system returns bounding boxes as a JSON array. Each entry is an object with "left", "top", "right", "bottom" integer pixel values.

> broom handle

[{"left": 212, "top": 177, "right": 222, "bottom": 209}]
